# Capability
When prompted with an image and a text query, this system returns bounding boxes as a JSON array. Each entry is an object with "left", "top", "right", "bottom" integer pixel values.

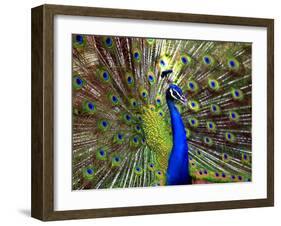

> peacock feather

[{"left": 72, "top": 34, "right": 252, "bottom": 190}]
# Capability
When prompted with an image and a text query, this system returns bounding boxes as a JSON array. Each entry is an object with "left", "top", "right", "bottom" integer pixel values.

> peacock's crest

[{"left": 72, "top": 35, "right": 252, "bottom": 189}]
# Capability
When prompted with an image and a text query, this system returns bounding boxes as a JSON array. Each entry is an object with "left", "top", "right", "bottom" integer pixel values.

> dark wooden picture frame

[{"left": 31, "top": 4, "right": 274, "bottom": 221}]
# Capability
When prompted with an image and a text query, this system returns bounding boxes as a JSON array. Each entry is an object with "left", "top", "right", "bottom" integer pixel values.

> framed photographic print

[{"left": 31, "top": 4, "right": 274, "bottom": 221}]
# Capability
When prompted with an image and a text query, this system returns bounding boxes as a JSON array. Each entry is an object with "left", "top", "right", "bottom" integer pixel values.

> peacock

[{"left": 72, "top": 34, "right": 252, "bottom": 190}]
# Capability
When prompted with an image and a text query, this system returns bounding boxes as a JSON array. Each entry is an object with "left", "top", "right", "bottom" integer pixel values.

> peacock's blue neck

[
  {"left": 166, "top": 98, "right": 191, "bottom": 185},
  {"left": 167, "top": 99, "right": 187, "bottom": 150}
]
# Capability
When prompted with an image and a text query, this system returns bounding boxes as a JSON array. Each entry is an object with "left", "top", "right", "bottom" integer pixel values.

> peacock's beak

[{"left": 178, "top": 95, "right": 187, "bottom": 106}]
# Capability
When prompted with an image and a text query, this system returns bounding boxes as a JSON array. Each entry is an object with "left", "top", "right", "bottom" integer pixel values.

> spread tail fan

[{"left": 72, "top": 35, "right": 252, "bottom": 189}]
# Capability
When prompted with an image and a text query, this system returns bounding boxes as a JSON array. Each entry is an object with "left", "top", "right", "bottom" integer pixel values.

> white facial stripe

[
  {"left": 179, "top": 94, "right": 186, "bottom": 102},
  {"left": 170, "top": 88, "right": 186, "bottom": 103},
  {"left": 170, "top": 89, "right": 178, "bottom": 100}
]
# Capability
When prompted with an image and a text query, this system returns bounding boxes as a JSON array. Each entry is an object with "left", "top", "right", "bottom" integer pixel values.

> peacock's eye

[
  {"left": 147, "top": 73, "right": 156, "bottom": 85},
  {"left": 83, "top": 165, "right": 95, "bottom": 180},
  {"left": 111, "top": 155, "right": 122, "bottom": 167},
  {"left": 204, "top": 136, "right": 213, "bottom": 146},
  {"left": 181, "top": 57, "right": 187, "bottom": 64},
  {"left": 227, "top": 58, "right": 240, "bottom": 70},
  {"left": 132, "top": 49, "right": 141, "bottom": 62},
  {"left": 76, "top": 77, "right": 82, "bottom": 85},
  {"left": 134, "top": 52, "right": 139, "bottom": 58},
  {"left": 188, "top": 117, "right": 199, "bottom": 128},
  {"left": 134, "top": 166, "right": 143, "bottom": 175},
  {"left": 180, "top": 54, "right": 191, "bottom": 65},
  {"left": 206, "top": 121, "right": 216, "bottom": 132},
  {"left": 231, "top": 88, "right": 244, "bottom": 101},
  {"left": 210, "top": 104, "right": 221, "bottom": 115},
  {"left": 155, "top": 170, "right": 164, "bottom": 179},
  {"left": 104, "top": 37, "right": 113, "bottom": 48},
  {"left": 96, "top": 147, "right": 108, "bottom": 160},
  {"left": 229, "top": 60, "right": 235, "bottom": 67},
  {"left": 87, "top": 168, "right": 94, "bottom": 174},
  {"left": 186, "top": 80, "right": 199, "bottom": 93},
  {"left": 140, "top": 88, "right": 148, "bottom": 99},
  {"left": 99, "top": 69, "right": 111, "bottom": 83},
  {"left": 225, "top": 132, "right": 235, "bottom": 142},
  {"left": 204, "top": 56, "right": 210, "bottom": 64},
  {"left": 76, "top": 35, "right": 83, "bottom": 44},
  {"left": 109, "top": 93, "right": 120, "bottom": 105},
  {"left": 171, "top": 89, "right": 181, "bottom": 100},
  {"left": 98, "top": 119, "right": 110, "bottom": 131},
  {"left": 203, "top": 55, "right": 214, "bottom": 66},
  {"left": 83, "top": 101, "right": 96, "bottom": 113},
  {"left": 114, "top": 133, "right": 124, "bottom": 144},
  {"left": 106, "top": 38, "right": 112, "bottom": 45},
  {"left": 208, "top": 79, "right": 220, "bottom": 91},
  {"left": 188, "top": 100, "right": 200, "bottom": 112},
  {"left": 125, "top": 73, "right": 134, "bottom": 86},
  {"left": 155, "top": 95, "right": 163, "bottom": 106},
  {"left": 130, "top": 98, "right": 137, "bottom": 108},
  {"left": 112, "top": 96, "right": 117, "bottom": 102},
  {"left": 88, "top": 102, "right": 94, "bottom": 110},
  {"left": 148, "top": 162, "right": 155, "bottom": 171},
  {"left": 131, "top": 135, "right": 140, "bottom": 146},
  {"left": 73, "top": 75, "right": 84, "bottom": 90},
  {"left": 103, "top": 72, "right": 109, "bottom": 79},
  {"left": 229, "top": 111, "right": 240, "bottom": 122}
]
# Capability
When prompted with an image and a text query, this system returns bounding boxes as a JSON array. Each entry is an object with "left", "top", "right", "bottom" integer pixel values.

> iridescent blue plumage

[{"left": 166, "top": 84, "right": 191, "bottom": 185}]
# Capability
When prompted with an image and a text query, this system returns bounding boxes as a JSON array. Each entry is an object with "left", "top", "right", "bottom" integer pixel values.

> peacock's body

[{"left": 72, "top": 35, "right": 252, "bottom": 190}]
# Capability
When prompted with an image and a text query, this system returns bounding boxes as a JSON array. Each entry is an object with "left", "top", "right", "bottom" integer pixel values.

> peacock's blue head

[{"left": 166, "top": 84, "right": 187, "bottom": 105}]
